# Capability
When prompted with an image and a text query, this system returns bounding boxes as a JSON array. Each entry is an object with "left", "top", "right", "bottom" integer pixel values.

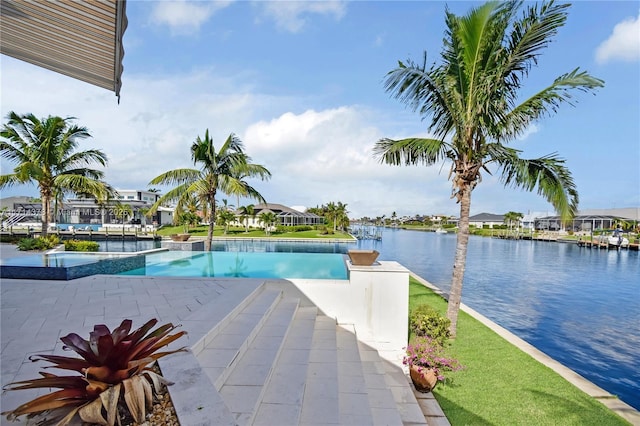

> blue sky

[{"left": 1, "top": 1, "right": 639, "bottom": 218}]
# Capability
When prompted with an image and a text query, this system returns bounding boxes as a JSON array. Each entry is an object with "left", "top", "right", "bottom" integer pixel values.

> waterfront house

[
  {"left": 468, "top": 212, "right": 505, "bottom": 229},
  {"left": 235, "top": 203, "right": 324, "bottom": 229}
]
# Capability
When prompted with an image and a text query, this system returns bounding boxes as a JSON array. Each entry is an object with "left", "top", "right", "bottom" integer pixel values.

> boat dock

[
  {"left": 576, "top": 239, "right": 638, "bottom": 251},
  {"left": 0, "top": 229, "right": 161, "bottom": 241}
]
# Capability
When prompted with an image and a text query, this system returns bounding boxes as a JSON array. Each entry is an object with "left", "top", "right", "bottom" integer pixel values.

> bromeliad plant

[
  {"left": 2, "top": 318, "right": 187, "bottom": 425},
  {"left": 403, "top": 335, "right": 464, "bottom": 383}
]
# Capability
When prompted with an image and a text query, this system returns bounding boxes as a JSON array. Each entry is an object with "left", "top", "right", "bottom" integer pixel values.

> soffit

[{"left": 0, "top": 0, "right": 127, "bottom": 100}]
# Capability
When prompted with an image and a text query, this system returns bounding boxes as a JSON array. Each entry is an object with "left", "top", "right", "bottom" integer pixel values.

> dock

[
  {"left": 576, "top": 239, "right": 638, "bottom": 251},
  {"left": 0, "top": 229, "right": 161, "bottom": 241}
]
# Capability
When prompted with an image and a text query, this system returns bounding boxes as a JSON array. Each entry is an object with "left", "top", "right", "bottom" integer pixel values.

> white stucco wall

[{"left": 269, "top": 260, "right": 409, "bottom": 361}]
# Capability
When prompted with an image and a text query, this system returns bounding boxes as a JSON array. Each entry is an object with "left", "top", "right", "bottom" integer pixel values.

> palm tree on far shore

[
  {"left": 238, "top": 204, "right": 255, "bottom": 233},
  {"left": 374, "top": 1, "right": 603, "bottom": 337},
  {"left": 259, "top": 211, "right": 277, "bottom": 235},
  {"left": 0, "top": 112, "right": 112, "bottom": 236},
  {"left": 114, "top": 203, "right": 132, "bottom": 237},
  {"left": 148, "top": 131, "right": 270, "bottom": 250},
  {"left": 504, "top": 211, "right": 524, "bottom": 235}
]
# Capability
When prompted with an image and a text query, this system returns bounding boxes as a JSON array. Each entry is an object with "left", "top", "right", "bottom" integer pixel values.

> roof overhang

[{"left": 0, "top": 0, "right": 128, "bottom": 101}]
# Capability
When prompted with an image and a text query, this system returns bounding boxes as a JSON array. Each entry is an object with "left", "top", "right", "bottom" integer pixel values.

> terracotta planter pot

[
  {"left": 347, "top": 249, "right": 380, "bottom": 266},
  {"left": 170, "top": 234, "right": 191, "bottom": 242},
  {"left": 409, "top": 365, "right": 438, "bottom": 393}
]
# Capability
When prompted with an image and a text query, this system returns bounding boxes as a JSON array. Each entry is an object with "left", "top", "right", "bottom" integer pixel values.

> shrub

[
  {"left": 2, "top": 318, "right": 186, "bottom": 425},
  {"left": 16, "top": 235, "right": 60, "bottom": 251},
  {"left": 410, "top": 304, "right": 451, "bottom": 345},
  {"left": 64, "top": 239, "right": 100, "bottom": 252},
  {"left": 294, "top": 225, "right": 312, "bottom": 232}
]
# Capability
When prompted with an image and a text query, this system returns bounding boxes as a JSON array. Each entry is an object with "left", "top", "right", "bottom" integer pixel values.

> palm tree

[
  {"left": 335, "top": 201, "right": 349, "bottom": 232},
  {"left": 504, "top": 211, "right": 524, "bottom": 235},
  {"left": 113, "top": 203, "right": 132, "bottom": 237},
  {"left": 217, "top": 209, "right": 236, "bottom": 235},
  {"left": 148, "top": 131, "right": 269, "bottom": 250},
  {"left": 374, "top": 1, "right": 603, "bottom": 337},
  {"left": 0, "top": 112, "right": 111, "bottom": 236},
  {"left": 238, "top": 204, "right": 255, "bottom": 233},
  {"left": 259, "top": 211, "right": 277, "bottom": 235},
  {"left": 138, "top": 207, "right": 152, "bottom": 227},
  {"left": 325, "top": 202, "right": 338, "bottom": 232}
]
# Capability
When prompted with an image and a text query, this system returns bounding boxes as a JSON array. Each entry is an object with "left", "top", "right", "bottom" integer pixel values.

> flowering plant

[{"left": 403, "top": 335, "right": 464, "bottom": 382}]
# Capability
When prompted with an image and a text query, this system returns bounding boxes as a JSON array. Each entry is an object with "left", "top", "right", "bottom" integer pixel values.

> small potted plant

[
  {"left": 403, "top": 335, "right": 464, "bottom": 392},
  {"left": 171, "top": 212, "right": 199, "bottom": 241}
]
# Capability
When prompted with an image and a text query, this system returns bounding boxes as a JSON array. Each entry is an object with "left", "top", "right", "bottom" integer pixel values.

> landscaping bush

[
  {"left": 16, "top": 235, "right": 60, "bottom": 251},
  {"left": 294, "top": 225, "right": 312, "bottom": 232},
  {"left": 64, "top": 239, "right": 99, "bottom": 252},
  {"left": 410, "top": 304, "right": 451, "bottom": 345}
]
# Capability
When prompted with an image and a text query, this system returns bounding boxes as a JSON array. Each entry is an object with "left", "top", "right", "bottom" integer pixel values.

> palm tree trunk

[
  {"left": 446, "top": 185, "right": 472, "bottom": 338},
  {"left": 206, "top": 197, "right": 215, "bottom": 251},
  {"left": 41, "top": 191, "right": 51, "bottom": 237}
]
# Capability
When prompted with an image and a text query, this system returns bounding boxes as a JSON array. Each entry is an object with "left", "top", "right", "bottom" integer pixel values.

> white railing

[{"left": 2, "top": 212, "right": 28, "bottom": 227}]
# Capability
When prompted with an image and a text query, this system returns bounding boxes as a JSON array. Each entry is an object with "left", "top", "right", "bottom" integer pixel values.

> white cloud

[
  {"left": 149, "top": 1, "right": 233, "bottom": 35},
  {"left": 243, "top": 108, "right": 451, "bottom": 217},
  {"left": 257, "top": 0, "right": 346, "bottom": 33},
  {"left": 595, "top": 11, "right": 640, "bottom": 64},
  {"left": 516, "top": 124, "right": 539, "bottom": 142}
]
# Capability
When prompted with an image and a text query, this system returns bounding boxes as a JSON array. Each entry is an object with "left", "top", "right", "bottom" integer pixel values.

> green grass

[
  {"left": 409, "top": 278, "right": 630, "bottom": 425},
  {"left": 156, "top": 225, "right": 353, "bottom": 240}
]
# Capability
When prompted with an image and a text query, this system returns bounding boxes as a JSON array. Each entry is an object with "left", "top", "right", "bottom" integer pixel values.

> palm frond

[
  {"left": 496, "top": 148, "right": 578, "bottom": 220},
  {"left": 500, "top": 68, "right": 604, "bottom": 140},
  {"left": 148, "top": 168, "right": 201, "bottom": 186},
  {"left": 373, "top": 137, "right": 450, "bottom": 166}
]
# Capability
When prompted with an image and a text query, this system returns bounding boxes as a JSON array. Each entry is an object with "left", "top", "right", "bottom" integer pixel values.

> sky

[{"left": 1, "top": 1, "right": 639, "bottom": 219}]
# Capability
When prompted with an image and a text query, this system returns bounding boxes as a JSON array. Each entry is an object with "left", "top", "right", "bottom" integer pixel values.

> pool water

[{"left": 121, "top": 251, "right": 349, "bottom": 279}]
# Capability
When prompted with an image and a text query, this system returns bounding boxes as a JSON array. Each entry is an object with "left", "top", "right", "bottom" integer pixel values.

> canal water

[{"left": 355, "top": 228, "right": 639, "bottom": 411}]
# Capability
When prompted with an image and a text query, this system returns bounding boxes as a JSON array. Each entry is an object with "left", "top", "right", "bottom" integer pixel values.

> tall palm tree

[
  {"left": 0, "top": 112, "right": 111, "bottom": 236},
  {"left": 149, "top": 131, "right": 270, "bottom": 250},
  {"left": 374, "top": 1, "right": 603, "bottom": 337}
]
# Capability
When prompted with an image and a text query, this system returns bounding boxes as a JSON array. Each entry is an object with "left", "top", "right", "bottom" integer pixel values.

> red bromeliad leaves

[
  {"left": 1, "top": 373, "right": 110, "bottom": 421},
  {"left": 2, "top": 318, "right": 187, "bottom": 424}
]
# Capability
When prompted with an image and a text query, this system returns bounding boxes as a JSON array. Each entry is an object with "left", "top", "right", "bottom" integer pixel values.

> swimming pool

[{"left": 121, "top": 251, "right": 349, "bottom": 279}]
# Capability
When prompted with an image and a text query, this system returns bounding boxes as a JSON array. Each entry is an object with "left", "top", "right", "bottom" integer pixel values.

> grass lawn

[
  {"left": 156, "top": 225, "right": 353, "bottom": 240},
  {"left": 409, "top": 278, "right": 630, "bottom": 425}
]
